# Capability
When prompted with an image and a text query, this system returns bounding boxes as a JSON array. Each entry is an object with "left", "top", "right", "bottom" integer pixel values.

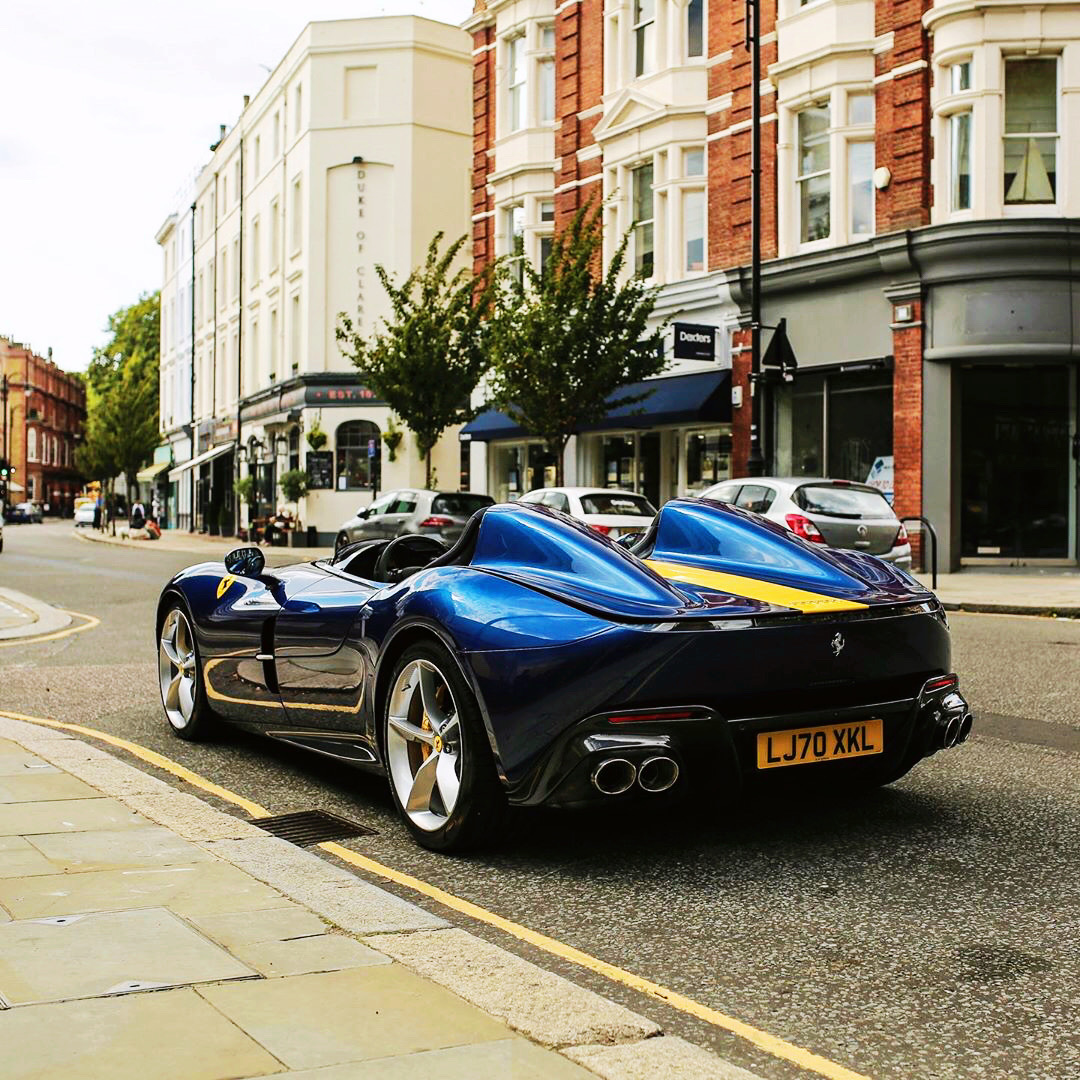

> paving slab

[
  {"left": 0, "top": 796, "right": 146, "bottom": 836},
  {"left": 0, "top": 834, "right": 66, "bottom": 879},
  {"left": 25, "top": 824, "right": 216, "bottom": 874},
  {"left": 186, "top": 903, "right": 328, "bottom": 948},
  {"left": 229, "top": 933, "right": 391, "bottom": 977},
  {"left": 564, "top": 1036, "right": 768, "bottom": 1080},
  {"left": 0, "top": 859, "right": 287, "bottom": 919},
  {"left": 0, "top": 772, "right": 103, "bottom": 803},
  {"left": 0, "top": 986, "right": 283, "bottom": 1080},
  {"left": 0, "top": 751, "right": 57, "bottom": 776},
  {"left": 0, "top": 906, "right": 256, "bottom": 1005},
  {"left": 198, "top": 965, "right": 512, "bottom": 1071},
  {"left": 368, "top": 927, "right": 661, "bottom": 1049},
  {"left": 241, "top": 1038, "right": 598, "bottom": 1080}
]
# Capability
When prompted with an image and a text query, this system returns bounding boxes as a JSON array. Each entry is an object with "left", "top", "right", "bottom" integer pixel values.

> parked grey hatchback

[
  {"left": 699, "top": 477, "right": 912, "bottom": 568},
  {"left": 335, "top": 490, "right": 494, "bottom": 555}
]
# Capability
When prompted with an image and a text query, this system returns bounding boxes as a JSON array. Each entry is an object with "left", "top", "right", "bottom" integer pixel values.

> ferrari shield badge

[{"left": 216, "top": 574, "right": 238, "bottom": 599}]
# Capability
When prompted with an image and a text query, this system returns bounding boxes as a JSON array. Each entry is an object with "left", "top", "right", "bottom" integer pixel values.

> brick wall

[
  {"left": 891, "top": 304, "right": 924, "bottom": 562},
  {"left": 554, "top": 0, "right": 604, "bottom": 227},
  {"left": 471, "top": 23, "right": 496, "bottom": 277},
  {"left": 708, "top": 0, "right": 778, "bottom": 270},
  {"left": 874, "top": 0, "right": 933, "bottom": 231}
]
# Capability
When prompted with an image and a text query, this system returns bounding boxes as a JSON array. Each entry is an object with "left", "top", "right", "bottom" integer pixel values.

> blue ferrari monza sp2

[{"left": 156, "top": 498, "right": 972, "bottom": 851}]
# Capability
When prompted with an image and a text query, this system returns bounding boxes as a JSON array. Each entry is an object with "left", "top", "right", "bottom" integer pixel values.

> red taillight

[
  {"left": 785, "top": 513, "right": 826, "bottom": 543},
  {"left": 895, "top": 522, "right": 909, "bottom": 545},
  {"left": 419, "top": 516, "right": 454, "bottom": 528},
  {"left": 923, "top": 674, "right": 959, "bottom": 695},
  {"left": 589, "top": 524, "right": 612, "bottom": 535},
  {"left": 608, "top": 709, "right": 695, "bottom": 724}
]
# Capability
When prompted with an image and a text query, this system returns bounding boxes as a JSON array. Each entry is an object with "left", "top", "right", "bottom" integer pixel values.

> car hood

[{"left": 468, "top": 500, "right": 933, "bottom": 621}]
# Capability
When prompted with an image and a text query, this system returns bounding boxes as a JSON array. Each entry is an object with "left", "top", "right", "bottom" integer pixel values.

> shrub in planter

[{"left": 279, "top": 469, "right": 308, "bottom": 504}]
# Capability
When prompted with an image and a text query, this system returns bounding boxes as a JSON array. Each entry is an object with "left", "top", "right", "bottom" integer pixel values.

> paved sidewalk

[
  {"left": 914, "top": 569, "right": 1080, "bottom": 617},
  {"left": 0, "top": 714, "right": 762, "bottom": 1080},
  {"left": 75, "top": 526, "right": 334, "bottom": 561}
]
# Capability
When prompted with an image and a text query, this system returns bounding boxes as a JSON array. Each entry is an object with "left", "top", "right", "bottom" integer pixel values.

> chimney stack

[{"left": 243, "top": 94, "right": 250, "bottom": 108}]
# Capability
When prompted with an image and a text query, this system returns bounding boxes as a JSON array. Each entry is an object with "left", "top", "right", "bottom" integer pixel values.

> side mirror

[{"left": 224, "top": 546, "right": 265, "bottom": 578}]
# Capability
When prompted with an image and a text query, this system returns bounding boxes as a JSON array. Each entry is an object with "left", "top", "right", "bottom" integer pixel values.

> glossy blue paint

[{"left": 157, "top": 500, "right": 957, "bottom": 807}]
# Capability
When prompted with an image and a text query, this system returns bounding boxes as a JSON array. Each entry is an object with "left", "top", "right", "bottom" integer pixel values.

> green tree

[
  {"left": 336, "top": 234, "right": 492, "bottom": 488},
  {"left": 486, "top": 201, "right": 667, "bottom": 486},
  {"left": 76, "top": 292, "right": 161, "bottom": 501}
]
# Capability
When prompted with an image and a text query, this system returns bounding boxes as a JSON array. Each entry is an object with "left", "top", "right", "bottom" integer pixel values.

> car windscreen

[
  {"left": 580, "top": 492, "right": 656, "bottom": 517},
  {"left": 431, "top": 493, "right": 494, "bottom": 517},
  {"left": 794, "top": 484, "right": 894, "bottom": 519}
]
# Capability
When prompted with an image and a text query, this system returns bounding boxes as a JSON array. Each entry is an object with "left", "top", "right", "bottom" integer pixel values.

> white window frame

[
  {"left": 290, "top": 175, "right": 303, "bottom": 255},
  {"left": 538, "top": 24, "right": 556, "bottom": 124},
  {"left": 686, "top": 0, "right": 705, "bottom": 61},
  {"left": 506, "top": 34, "right": 526, "bottom": 133},
  {"left": 631, "top": 161, "right": 655, "bottom": 278},
  {"left": 633, "top": 0, "right": 655, "bottom": 79},
  {"left": 1002, "top": 55, "right": 1059, "bottom": 211},
  {"left": 796, "top": 101, "right": 831, "bottom": 247}
]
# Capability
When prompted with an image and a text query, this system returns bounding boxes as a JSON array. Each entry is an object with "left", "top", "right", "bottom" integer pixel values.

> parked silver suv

[{"left": 335, "top": 490, "right": 494, "bottom": 555}]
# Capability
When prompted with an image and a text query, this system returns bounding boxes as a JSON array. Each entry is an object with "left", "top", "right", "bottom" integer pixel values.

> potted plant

[
  {"left": 306, "top": 422, "right": 327, "bottom": 453},
  {"left": 382, "top": 416, "right": 404, "bottom": 463}
]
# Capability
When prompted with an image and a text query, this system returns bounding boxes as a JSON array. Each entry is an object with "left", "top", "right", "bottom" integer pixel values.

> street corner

[{"left": 0, "top": 587, "right": 71, "bottom": 641}]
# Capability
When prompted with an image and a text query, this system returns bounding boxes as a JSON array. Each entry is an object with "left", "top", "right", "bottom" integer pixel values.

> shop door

[
  {"left": 637, "top": 433, "right": 661, "bottom": 509},
  {"left": 960, "top": 366, "right": 1071, "bottom": 560}
]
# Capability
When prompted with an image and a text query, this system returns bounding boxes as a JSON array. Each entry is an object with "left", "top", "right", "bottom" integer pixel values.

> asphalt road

[{"left": 2, "top": 522, "right": 1077, "bottom": 1080}]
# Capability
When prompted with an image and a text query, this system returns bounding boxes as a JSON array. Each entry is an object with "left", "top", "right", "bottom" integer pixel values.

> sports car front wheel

[
  {"left": 383, "top": 642, "right": 505, "bottom": 852},
  {"left": 158, "top": 602, "right": 216, "bottom": 741}
]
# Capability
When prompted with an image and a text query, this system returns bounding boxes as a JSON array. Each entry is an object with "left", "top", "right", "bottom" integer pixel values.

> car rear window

[
  {"left": 794, "top": 484, "right": 894, "bottom": 519},
  {"left": 580, "top": 492, "right": 657, "bottom": 517},
  {"left": 431, "top": 493, "right": 494, "bottom": 516}
]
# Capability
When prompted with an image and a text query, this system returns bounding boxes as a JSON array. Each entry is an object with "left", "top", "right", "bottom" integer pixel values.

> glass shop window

[
  {"left": 335, "top": 420, "right": 381, "bottom": 490},
  {"left": 685, "top": 430, "right": 732, "bottom": 493}
]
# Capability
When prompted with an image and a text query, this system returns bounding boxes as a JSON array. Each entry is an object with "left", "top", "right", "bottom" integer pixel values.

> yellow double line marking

[
  {"left": 0, "top": 709, "right": 871, "bottom": 1080},
  {"left": 0, "top": 610, "right": 99, "bottom": 649}
]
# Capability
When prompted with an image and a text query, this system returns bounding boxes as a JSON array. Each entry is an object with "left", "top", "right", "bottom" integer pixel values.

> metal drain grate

[{"left": 252, "top": 809, "right": 377, "bottom": 846}]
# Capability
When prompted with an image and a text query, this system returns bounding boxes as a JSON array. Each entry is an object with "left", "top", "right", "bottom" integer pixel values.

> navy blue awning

[{"left": 461, "top": 370, "right": 730, "bottom": 442}]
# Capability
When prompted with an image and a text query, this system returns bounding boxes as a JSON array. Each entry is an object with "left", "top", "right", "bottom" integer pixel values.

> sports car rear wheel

[
  {"left": 383, "top": 642, "right": 504, "bottom": 852},
  {"left": 158, "top": 603, "right": 215, "bottom": 741}
]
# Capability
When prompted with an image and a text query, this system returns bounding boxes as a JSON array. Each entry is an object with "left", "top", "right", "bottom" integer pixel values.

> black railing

[{"left": 901, "top": 516, "right": 938, "bottom": 591}]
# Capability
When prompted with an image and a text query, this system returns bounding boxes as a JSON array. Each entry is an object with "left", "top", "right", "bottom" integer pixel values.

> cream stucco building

[{"left": 157, "top": 16, "right": 472, "bottom": 540}]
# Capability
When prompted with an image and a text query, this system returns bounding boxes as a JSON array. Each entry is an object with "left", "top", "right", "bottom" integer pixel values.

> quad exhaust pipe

[
  {"left": 591, "top": 758, "right": 637, "bottom": 795},
  {"left": 637, "top": 756, "right": 679, "bottom": 793},
  {"left": 591, "top": 755, "right": 680, "bottom": 795}
]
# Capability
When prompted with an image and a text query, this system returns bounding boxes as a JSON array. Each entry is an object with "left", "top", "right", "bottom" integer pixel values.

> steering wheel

[{"left": 374, "top": 535, "right": 449, "bottom": 583}]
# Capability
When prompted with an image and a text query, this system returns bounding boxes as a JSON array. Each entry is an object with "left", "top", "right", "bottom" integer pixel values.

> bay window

[
  {"left": 683, "top": 148, "right": 706, "bottom": 273},
  {"left": 950, "top": 111, "right": 972, "bottom": 210},
  {"left": 539, "top": 25, "right": 555, "bottom": 123},
  {"left": 507, "top": 35, "right": 526, "bottom": 132},
  {"left": 687, "top": 0, "right": 704, "bottom": 60},
  {"left": 797, "top": 104, "right": 830, "bottom": 242},
  {"left": 632, "top": 163, "right": 655, "bottom": 277},
  {"left": 633, "top": 1, "right": 655, "bottom": 78},
  {"left": 1004, "top": 58, "right": 1057, "bottom": 204}
]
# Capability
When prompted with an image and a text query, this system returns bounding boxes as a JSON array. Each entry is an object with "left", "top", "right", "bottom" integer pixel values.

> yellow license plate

[{"left": 756, "top": 718, "right": 884, "bottom": 769}]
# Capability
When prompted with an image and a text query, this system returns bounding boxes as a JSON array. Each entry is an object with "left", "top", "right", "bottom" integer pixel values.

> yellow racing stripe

[{"left": 645, "top": 559, "right": 867, "bottom": 614}]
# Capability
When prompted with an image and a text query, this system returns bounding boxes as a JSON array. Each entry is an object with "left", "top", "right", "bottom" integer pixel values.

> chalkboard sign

[{"left": 307, "top": 451, "right": 333, "bottom": 490}]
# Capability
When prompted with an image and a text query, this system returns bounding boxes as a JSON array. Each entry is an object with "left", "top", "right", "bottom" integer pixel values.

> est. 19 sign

[{"left": 673, "top": 323, "right": 716, "bottom": 361}]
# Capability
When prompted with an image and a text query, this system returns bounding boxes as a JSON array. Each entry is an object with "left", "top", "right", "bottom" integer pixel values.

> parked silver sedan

[
  {"left": 335, "top": 490, "right": 494, "bottom": 555},
  {"left": 700, "top": 477, "right": 912, "bottom": 568}
]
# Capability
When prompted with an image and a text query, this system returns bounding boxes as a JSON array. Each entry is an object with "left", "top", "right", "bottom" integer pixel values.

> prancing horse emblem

[{"left": 830, "top": 632, "right": 845, "bottom": 657}]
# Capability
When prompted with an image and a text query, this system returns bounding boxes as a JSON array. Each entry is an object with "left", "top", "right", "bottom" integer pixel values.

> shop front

[
  {"left": 957, "top": 363, "right": 1075, "bottom": 562},
  {"left": 462, "top": 370, "right": 732, "bottom": 505}
]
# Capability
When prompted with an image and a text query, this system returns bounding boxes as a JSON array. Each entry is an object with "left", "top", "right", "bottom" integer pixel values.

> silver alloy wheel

[
  {"left": 158, "top": 607, "right": 198, "bottom": 731},
  {"left": 386, "top": 658, "right": 463, "bottom": 832}
]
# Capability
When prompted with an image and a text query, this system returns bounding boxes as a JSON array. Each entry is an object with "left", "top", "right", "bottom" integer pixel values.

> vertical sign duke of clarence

[{"left": 355, "top": 165, "right": 366, "bottom": 330}]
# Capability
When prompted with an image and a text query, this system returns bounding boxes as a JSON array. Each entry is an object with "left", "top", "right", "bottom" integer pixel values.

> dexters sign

[{"left": 673, "top": 323, "right": 716, "bottom": 361}]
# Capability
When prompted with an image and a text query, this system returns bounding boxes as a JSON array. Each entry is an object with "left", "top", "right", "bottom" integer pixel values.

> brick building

[
  {"left": 464, "top": 0, "right": 1080, "bottom": 570},
  {"left": 0, "top": 339, "right": 86, "bottom": 515}
]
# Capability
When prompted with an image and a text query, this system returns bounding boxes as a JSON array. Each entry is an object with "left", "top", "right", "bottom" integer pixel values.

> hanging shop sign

[{"left": 673, "top": 323, "right": 717, "bottom": 361}]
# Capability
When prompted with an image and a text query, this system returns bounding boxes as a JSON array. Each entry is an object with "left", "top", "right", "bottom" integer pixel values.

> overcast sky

[{"left": 0, "top": 0, "right": 474, "bottom": 372}]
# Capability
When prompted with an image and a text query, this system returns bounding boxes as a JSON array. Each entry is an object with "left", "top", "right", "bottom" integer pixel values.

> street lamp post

[{"left": 745, "top": 0, "right": 765, "bottom": 478}]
